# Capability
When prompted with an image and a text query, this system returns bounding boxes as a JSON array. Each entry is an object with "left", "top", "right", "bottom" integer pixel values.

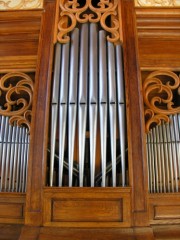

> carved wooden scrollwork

[
  {"left": 0, "top": 72, "right": 34, "bottom": 132},
  {"left": 57, "top": 0, "right": 120, "bottom": 43},
  {"left": 143, "top": 70, "right": 180, "bottom": 133}
]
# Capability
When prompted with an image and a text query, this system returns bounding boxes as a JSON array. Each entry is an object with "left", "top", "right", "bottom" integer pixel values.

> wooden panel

[
  {"left": 136, "top": 8, "right": 180, "bottom": 70},
  {"left": 38, "top": 227, "right": 135, "bottom": 240},
  {"left": 153, "top": 225, "right": 180, "bottom": 240},
  {"left": 0, "top": 203, "right": 23, "bottom": 219},
  {"left": 0, "top": 224, "right": 23, "bottom": 240},
  {"left": 0, "top": 10, "right": 42, "bottom": 72},
  {"left": 52, "top": 199, "right": 122, "bottom": 222},
  {"left": 149, "top": 193, "right": 180, "bottom": 224},
  {"left": 43, "top": 188, "right": 131, "bottom": 227},
  {"left": 154, "top": 206, "right": 180, "bottom": 220},
  {"left": 0, "top": 193, "right": 25, "bottom": 224}
]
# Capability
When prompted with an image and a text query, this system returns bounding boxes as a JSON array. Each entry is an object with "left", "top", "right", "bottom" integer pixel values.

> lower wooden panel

[
  {"left": 43, "top": 188, "right": 131, "bottom": 228},
  {"left": 52, "top": 199, "right": 122, "bottom": 222},
  {"left": 0, "top": 224, "right": 23, "bottom": 240},
  {"left": 0, "top": 193, "right": 25, "bottom": 224},
  {"left": 149, "top": 193, "right": 180, "bottom": 225}
]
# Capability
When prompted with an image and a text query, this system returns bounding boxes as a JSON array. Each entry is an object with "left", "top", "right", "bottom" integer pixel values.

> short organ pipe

[
  {"left": 0, "top": 115, "right": 29, "bottom": 192},
  {"left": 146, "top": 114, "right": 180, "bottom": 193}
]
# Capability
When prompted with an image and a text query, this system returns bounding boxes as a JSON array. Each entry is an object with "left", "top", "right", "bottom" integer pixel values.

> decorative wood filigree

[
  {"left": 0, "top": 0, "right": 42, "bottom": 10},
  {"left": 135, "top": 0, "right": 180, "bottom": 7},
  {"left": 0, "top": 72, "right": 34, "bottom": 132},
  {"left": 143, "top": 70, "right": 180, "bottom": 133},
  {"left": 57, "top": 0, "right": 120, "bottom": 43}
]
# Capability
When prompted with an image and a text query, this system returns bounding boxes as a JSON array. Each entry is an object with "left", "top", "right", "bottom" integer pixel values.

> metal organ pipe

[
  {"left": 0, "top": 115, "right": 29, "bottom": 192},
  {"left": 50, "top": 43, "right": 62, "bottom": 187},
  {"left": 89, "top": 23, "right": 98, "bottom": 187},
  {"left": 78, "top": 23, "right": 88, "bottom": 187},
  {"left": 146, "top": 114, "right": 180, "bottom": 193},
  {"left": 99, "top": 30, "right": 108, "bottom": 187},
  {"left": 116, "top": 45, "right": 126, "bottom": 187},
  {"left": 107, "top": 41, "right": 117, "bottom": 187},
  {"left": 49, "top": 23, "right": 128, "bottom": 187},
  {"left": 68, "top": 28, "right": 79, "bottom": 187},
  {"left": 58, "top": 42, "right": 70, "bottom": 186}
]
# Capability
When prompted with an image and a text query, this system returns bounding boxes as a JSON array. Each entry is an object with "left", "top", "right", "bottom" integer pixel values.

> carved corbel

[
  {"left": 0, "top": 72, "right": 34, "bottom": 132},
  {"left": 143, "top": 70, "right": 180, "bottom": 133}
]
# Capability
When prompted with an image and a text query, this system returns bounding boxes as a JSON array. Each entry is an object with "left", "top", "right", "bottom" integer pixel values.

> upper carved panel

[
  {"left": 56, "top": 0, "right": 120, "bottom": 44},
  {"left": 0, "top": 72, "right": 34, "bottom": 132},
  {"left": 135, "top": 0, "right": 180, "bottom": 6},
  {"left": 0, "top": 0, "right": 43, "bottom": 10}
]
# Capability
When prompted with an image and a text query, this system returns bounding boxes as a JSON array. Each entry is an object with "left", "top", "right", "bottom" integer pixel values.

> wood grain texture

[
  {"left": 121, "top": 0, "right": 149, "bottom": 226},
  {"left": 0, "top": 193, "right": 25, "bottom": 224},
  {"left": 52, "top": 199, "right": 122, "bottom": 222},
  {"left": 43, "top": 188, "right": 131, "bottom": 228},
  {"left": 149, "top": 193, "right": 180, "bottom": 225},
  {"left": 0, "top": 224, "right": 23, "bottom": 240},
  {"left": 136, "top": 8, "right": 180, "bottom": 70},
  {"left": 25, "top": 0, "right": 56, "bottom": 226},
  {"left": 0, "top": 10, "right": 42, "bottom": 72}
]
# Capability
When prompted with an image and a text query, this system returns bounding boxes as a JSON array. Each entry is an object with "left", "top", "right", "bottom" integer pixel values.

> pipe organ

[
  {"left": 146, "top": 114, "right": 180, "bottom": 193},
  {"left": 49, "top": 23, "right": 127, "bottom": 188},
  {"left": 0, "top": 0, "right": 180, "bottom": 239},
  {"left": 0, "top": 115, "right": 29, "bottom": 192}
]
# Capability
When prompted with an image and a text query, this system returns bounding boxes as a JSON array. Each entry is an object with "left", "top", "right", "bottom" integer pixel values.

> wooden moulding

[
  {"left": 0, "top": 193, "right": 25, "bottom": 224},
  {"left": 149, "top": 193, "right": 180, "bottom": 225},
  {"left": 0, "top": 10, "right": 42, "bottom": 73},
  {"left": 136, "top": 8, "right": 180, "bottom": 71},
  {"left": 43, "top": 187, "right": 131, "bottom": 228}
]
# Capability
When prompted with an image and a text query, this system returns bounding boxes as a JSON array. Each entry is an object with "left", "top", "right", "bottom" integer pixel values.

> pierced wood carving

[
  {"left": 135, "top": 0, "right": 180, "bottom": 7},
  {"left": 143, "top": 70, "right": 180, "bottom": 133},
  {"left": 0, "top": 0, "right": 42, "bottom": 10},
  {"left": 0, "top": 72, "right": 34, "bottom": 132},
  {"left": 57, "top": 0, "right": 120, "bottom": 43}
]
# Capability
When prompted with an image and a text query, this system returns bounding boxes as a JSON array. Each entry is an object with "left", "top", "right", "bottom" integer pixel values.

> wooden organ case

[{"left": 0, "top": 1, "right": 179, "bottom": 239}]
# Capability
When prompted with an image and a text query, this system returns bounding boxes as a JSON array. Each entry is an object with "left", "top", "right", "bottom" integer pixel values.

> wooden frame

[{"left": 0, "top": 1, "right": 180, "bottom": 239}]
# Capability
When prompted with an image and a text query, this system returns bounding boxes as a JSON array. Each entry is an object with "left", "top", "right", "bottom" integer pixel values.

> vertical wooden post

[
  {"left": 25, "top": 0, "right": 56, "bottom": 226},
  {"left": 121, "top": 0, "right": 149, "bottom": 226}
]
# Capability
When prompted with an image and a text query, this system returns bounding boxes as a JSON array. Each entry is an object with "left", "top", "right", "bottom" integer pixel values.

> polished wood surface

[
  {"left": 25, "top": 0, "right": 56, "bottom": 226},
  {"left": 0, "top": 10, "right": 42, "bottom": 73},
  {"left": 0, "top": 224, "right": 180, "bottom": 240},
  {"left": 136, "top": 8, "right": 180, "bottom": 70},
  {"left": 0, "top": 1, "right": 180, "bottom": 239},
  {"left": 121, "top": 0, "right": 149, "bottom": 226}
]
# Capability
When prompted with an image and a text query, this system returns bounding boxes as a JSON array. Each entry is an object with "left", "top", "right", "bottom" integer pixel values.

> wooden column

[
  {"left": 121, "top": 0, "right": 149, "bottom": 226},
  {"left": 25, "top": 0, "right": 56, "bottom": 226}
]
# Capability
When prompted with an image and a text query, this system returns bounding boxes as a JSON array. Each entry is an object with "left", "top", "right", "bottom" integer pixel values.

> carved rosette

[
  {"left": 57, "top": 0, "right": 120, "bottom": 43},
  {"left": 0, "top": 72, "right": 34, "bottom": 132},
  {"left": 143, "top": 70, "right": 180, "bottom": 133}
]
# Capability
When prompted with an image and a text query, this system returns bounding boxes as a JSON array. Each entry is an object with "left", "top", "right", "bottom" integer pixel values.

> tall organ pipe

[
  {"left": 107, "top": 41, "right": 117, "bottom": 187},
  {"left": 50, "top": 43, "right": 61, "bottom": 187},
  {"left": 68, "top": 28, "right": 79, "bottom": 187},
  {"left": 78, "top": 24, "right": 88, "bottom": 187},
  {"left": 99, "top": 30, "right": 108, "bottom": 187},
  {"left": 116, "top": 45, "right": 126, "bottom": 186},
  {"left": 58, "top": 42, "right": 70, "bottom": 186},
  {"left": 89, "top": 23, "right": 98, "bottom": 187}
]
